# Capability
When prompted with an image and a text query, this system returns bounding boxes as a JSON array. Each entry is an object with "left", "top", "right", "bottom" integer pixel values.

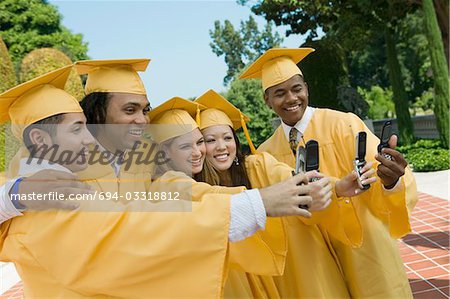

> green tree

[
  {"left": 240, "top": 0, "right": 419, "bottom": 143},
  {"left": 359, "top": 86, "right": 396, "bottom": 120},
  {"left": 225, "top": 78, "right": 276, "bottom": 151},
  {"left": 0, "top": 36, "right": 16, "bottom": 93},
  {"left": 299, "top": 38, "right": 368, "bottom": 118},
  {"left": 0, "top": 0, "right": 89, "bottom": 65},
  {"left": 422, "top": 0, "right": 449, "bottom": 147},
  {"left": 0, "top": 36, "right": 16, "bottom": 172},
  {"left": 432, "top": 0, "right": 449, "bottom": 67},
  {"left": 19, "top": 48, "right": 84, "bottom": 100},
  {"left": 210, "top": 16, "right": 283, "bottom": 84},
  {"left": 300, "top": 38, "right": 348, "bottom": 110}
]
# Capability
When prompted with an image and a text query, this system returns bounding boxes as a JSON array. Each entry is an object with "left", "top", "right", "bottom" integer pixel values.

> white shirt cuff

[
  {"left": 228, "top": 189, "right": 267, "bottom": 242},
  {"left": 0, "top": 180, "right": 23, "bottom": 225}
]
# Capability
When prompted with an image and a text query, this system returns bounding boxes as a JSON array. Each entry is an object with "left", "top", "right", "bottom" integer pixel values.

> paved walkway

[
  {"left": 413, "top": 170, "right": 449, "bottom": 201},
  {"left": 400, "top": 192, "right": 449, "bottom": 298},
  {"left": 1, "top": 173, "right": 449, "bottom": 298}
]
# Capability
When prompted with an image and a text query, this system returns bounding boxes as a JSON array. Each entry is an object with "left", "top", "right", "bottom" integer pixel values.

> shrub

[
  {"left": 397, "top": 139, "right": 449, "bottom": 172},
  {"left": 0, "top": 36, "right": 17, "bottom": 93},
  {"left": 19, "top": 48, "right": 84, "bottom": 100},
  {"left": 0, "top": 37, "right": 16, "bottom": 172}
]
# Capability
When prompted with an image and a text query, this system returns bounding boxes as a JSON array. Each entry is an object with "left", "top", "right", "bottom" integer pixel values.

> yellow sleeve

[
  {"left": 247, "top": 152, "right": 362, "bottom": 247},
  {"left": 302, "top": 177, "right": 363, "bottom": 247},
  {"left": 1, "top": 197, "right": 231, "bottom": 298},
  {"left": 331, "top": 113, "right": 418, "bottom": 238},
  {"left": 151, "top": 170, "right": 246, "bottom": 199},
  {"left": 151, "top": 170, "right": 286, "bottom": 276}
]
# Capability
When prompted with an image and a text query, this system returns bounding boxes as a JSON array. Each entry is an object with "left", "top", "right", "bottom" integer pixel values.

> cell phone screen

[
  {"left": 305, "top": 140, "right": 319, "bottom": 172},
  {"left": 357, "top": 132, "right": 367, "bottom": 160},
  {"left": 381, "top": 121, "right": 392, "bottom": 144}
]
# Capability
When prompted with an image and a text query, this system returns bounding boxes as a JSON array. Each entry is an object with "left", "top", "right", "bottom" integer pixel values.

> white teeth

[
  {"left": 129, "top": 129, "right": 143, "bottom": 136},
  {"left": 285, "top": 105, "right": 300, "bottom": 111},
  {"left": 214, "top": 154, "right": 229, "bottom": 162}
]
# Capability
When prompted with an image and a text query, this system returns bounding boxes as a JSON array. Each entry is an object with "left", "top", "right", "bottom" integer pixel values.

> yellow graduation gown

[
  {"left": 244, "top": 152, "right": 353, "bottom": 298},
  {"left": 0, "top": 174, "right": 233, "bottom": 298},
  {"left": 0, "top": 149, "right": 233, "bottom": 298},
  {"left": 152, "top": 170, "right": 288, "bottom": 298},
  {"left": 258, "top": 108, "right": 418, "bottom": 298}
]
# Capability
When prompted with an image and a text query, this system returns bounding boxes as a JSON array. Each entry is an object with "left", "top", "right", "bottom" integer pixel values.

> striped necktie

[{"left": 289, "top": 127, "right": 299, "bottom": 154}]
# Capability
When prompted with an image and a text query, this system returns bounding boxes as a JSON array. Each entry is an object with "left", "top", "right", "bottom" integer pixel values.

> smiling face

[
  {"left": 26, "top": 112, "right": 95, "bottom": 173},
  {"left": 264, "top": 74, "right": 309, "bottom": 127},
  {"left": 97, "top": 92, "right": 150, "bottom": 152},
  {"left": 202, "top": 125, "right": 237, "bottom": 172},
  {"left": 51, "top": 113, "right": 95, "bottom": 172},
  {"left": 163, "top": 128, "right": 206, "bottom": 176}
]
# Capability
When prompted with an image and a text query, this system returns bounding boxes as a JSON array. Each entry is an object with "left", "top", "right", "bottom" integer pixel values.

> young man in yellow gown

[{"left": 240, "top": 47, "right": 418, "bottom": 298}]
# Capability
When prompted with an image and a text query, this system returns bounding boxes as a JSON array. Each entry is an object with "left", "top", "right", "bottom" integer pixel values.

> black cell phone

[
  {"left": 305, "top": 140, "right": 320, "bottom": 182},
  {"left": 354, "top": 132, "right": 370, "bottom": 190},
  {"left": 377, "top": 121, "right": 392, "bottom": 160},
  {"left": 292, "top": 140, "right": 319, "bottom": 210},
  {"left": 305, "top": 140, "right": 319, "bottom": 171}
]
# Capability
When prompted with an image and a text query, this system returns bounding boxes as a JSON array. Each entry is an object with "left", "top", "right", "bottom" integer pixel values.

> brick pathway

[
  {"left": 400, "top": 193, "right": 449, "bottom": 298},
  {"left": 1, "top": 192, "right": 449, "bottom": 298}
]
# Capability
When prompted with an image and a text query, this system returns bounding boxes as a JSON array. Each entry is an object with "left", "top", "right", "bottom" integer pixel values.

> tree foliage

[
  {"left": 298, "top": 38, "right": 368, "bottom": 118},
  {"left": 0, "top": 36, "right": 16, "bottom": 93},
  {"left": 0, "top": 37, "right": 16, "bottom": 172},
  {"left": 359, "top": 86, "right": 395, "bottom": 120},
  {"left": 0, "top": 0, "right": 89, "bottom": 65},
  {"left": 210, "top": 16, "right": 283, "bottom": 84},
  {"left": 225, "top": 78, "right": 276, "bottom": 151},
  {"left": 19, "top": 48, "right": 84, "bottom": 100},
  {"left": 422, "top": 0, "right": 449, "bottom": 147},
  {"left": 239, "top": 0, "right": 431, "bottom": 144}
]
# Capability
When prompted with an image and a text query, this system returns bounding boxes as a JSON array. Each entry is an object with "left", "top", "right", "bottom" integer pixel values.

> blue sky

[{"left": 50, "top": 1, "right": 307, "bottom": 106}]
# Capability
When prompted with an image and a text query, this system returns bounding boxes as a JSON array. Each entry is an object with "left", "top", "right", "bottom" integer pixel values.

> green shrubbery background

[{"left": 397, "top": 139, "right": 450, "bottom": 172}]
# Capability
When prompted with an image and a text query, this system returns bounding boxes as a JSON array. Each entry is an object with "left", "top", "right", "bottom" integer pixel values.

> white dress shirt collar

[{"left": 281, "top": 106, "right": 316, "bottom": 141}]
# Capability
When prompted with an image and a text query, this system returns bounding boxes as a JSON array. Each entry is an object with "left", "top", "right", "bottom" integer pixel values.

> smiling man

[{"left": 240, "top": 47, "right": 418, "bottom": 298}]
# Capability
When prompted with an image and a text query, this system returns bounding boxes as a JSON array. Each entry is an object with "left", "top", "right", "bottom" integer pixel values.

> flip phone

[
  {"left": 305, "top": 140, "right": 319, "bottom": 182},
  {"left": 377, "top": 121, "right": 393, "bottom": 160},
  {"left": 354, "top": 132, "right": 370, "bottom": 190},
  {"left": 295, "top": 146, "right": 306, "bottom": 175},
  {"left": 293, "top": 146, "right": 309, "bottom": 210},
  {"left": 292, "top": 140, "right": 320, "bottom": 210}
]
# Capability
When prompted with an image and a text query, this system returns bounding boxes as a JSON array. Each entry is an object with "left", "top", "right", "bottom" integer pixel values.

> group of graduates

[{"left": 0, "top": 47, "right": 417, "bottom": 298}]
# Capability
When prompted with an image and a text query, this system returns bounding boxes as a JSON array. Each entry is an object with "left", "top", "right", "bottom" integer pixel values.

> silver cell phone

[
  {"left": 354, "top": 132, "right": 370, "bottom": 190},
  {"left": 293, "top": 146, "right": 309, "bottom": 210},
  {"left": 295, "top": 145, "right": 306, "bottom": 175}
]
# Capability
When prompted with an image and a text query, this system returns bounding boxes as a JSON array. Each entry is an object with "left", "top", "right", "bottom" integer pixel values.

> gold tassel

[
  {"left": 196, "top": 105, "right": 201, "bottom": 127},
  {"left": 240, "top": 113, "right": 257, "bottom": 155}
]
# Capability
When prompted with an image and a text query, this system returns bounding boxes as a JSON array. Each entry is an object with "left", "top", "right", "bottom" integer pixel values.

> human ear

[
  {"left": 263, "top": 92, "right": 272, "bottom": 109},
  {"left": 28, "top": 129, "right": 52, "bottom": 147}
]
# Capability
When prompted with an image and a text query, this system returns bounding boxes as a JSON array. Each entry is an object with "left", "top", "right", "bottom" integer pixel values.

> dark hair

[
  {"left": 23, "top": 113, "right": 65, "bottom": 153},
  {"left": 80, "top": 92, "right": 110, "bottom": 136},
  {"left": 195, "top": 127, "right": 252, "bottom": 189}
]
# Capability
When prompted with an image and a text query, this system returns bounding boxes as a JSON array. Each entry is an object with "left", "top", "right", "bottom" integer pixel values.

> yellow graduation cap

[
  {"left": 195, "top": 89, "right": 257, "bottom": 154},
  {"left": 148, "top": 97, "right": 205, "bottom": 143},
  {"left": 239, "top": 48, "right": 315, "bottom": 91},
  {"left": 0, "top": 65, "right": 83, "bottom": 139},
  {"left": 75, "top": 58, "right": 150, "bottom": 95}
]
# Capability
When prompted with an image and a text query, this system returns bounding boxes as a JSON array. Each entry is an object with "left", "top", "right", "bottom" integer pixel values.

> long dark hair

[
  {"left": 79, "top": 92, "right": 110, "bottom": 136},
  {"left": 195, "top": 128, "right": 252, "bottom": 189}
]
